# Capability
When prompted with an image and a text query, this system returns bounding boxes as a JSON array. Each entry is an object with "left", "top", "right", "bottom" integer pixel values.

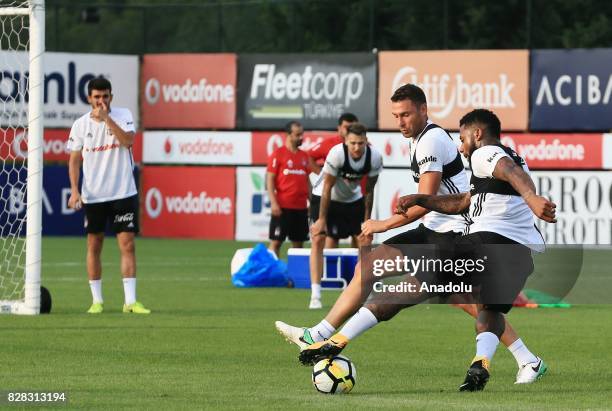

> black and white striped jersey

[
  {"left": 409, "top": 121, "right": 470, "bottom": 233},
  {"left": 467, "top": 144, "right": 545, "bottom": 251}
]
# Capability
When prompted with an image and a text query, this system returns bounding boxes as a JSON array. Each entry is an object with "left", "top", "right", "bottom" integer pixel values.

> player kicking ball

[
  {"left": 279, "top": 109, "right": 553, "bottom": 390},
  {"left": 277, "top": 87, "right": 547, "bottom": 386}
]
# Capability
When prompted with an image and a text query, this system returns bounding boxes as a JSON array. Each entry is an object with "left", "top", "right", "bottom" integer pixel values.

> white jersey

[
  {"left": 410, "top": 121, "right": 470, "bottom": 233},
  {"left": 67, "top": 107, "right": 137, "bottom": 204},
  {"left": 312, "top": 143, "right": 383, "bottom": 203},
  {"left": 467, "top": 144, "right": 545, "bottom": 252}
]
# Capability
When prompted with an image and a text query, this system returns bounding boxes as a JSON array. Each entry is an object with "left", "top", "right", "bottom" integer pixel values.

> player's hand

[
  {"left": 360, "top": 219, "right": 387, "bottom": 236},
  {"left": 91, "top": 101, "right": 109, "bottom": 122},
  {"left": 357, "top": 232, "right": 373, "bottom": 246},
  {"left": 68, "top": 192, "right": 82, "bottom": 210},
  {"left": 310, "top": 218, "right": 327, "bottom": 237},
  {"left": 271, "top": 204, "right": 282, "bottom": 217},
  {"left": 527, "top": 195, "right": 557, "bottom": 223},
  {"left": 394, "top": 194, "right": 420, "bottom": 214}
]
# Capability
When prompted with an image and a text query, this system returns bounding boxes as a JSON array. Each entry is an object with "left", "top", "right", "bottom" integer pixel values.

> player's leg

[
  {"left": 268, "top": 210, "right": 286, "bottom": 258},
  {"left": 453, "top": 302, "right": 542, "bottom": 381},
  {"left": 277, "top": 225, "right": 426, "bottom": 346},
  {"left": 112, "top": 196, "right": 150, "bottom": 314},
  {"left": 86, "top": 233, "right": 105, "bottom": 313},
  {"left": 288, "top": 209, "right": 309, "bottom": 251},
  {"left": 83, "top": 201, "right": 107, "bottom": 314}
]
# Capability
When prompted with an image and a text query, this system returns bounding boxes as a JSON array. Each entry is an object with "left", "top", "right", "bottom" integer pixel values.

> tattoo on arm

[{"left": 416, "top": 193, "right": 471, "bottom": 215}]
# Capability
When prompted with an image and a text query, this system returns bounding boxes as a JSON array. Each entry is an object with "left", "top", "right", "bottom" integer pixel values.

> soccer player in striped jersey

[{"left": 394, "top": 108, "right": 553, "bottom": 390}]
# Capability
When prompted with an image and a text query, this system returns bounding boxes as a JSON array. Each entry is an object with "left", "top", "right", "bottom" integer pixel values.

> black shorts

[
  {"left": 309, "top": 195, "right": 365, "bottom": 240},
  {"left": 269, "top": 208, "right": 309, "bottom": 242},
  {"left": 84, "top": 195, "right": 139, "bottom": 234},
  {"left": 452, "top": 231, "right": 534, "bottom": 314},
  {"left": 382, "top": 223, "right": 461, "bottom": 283}
]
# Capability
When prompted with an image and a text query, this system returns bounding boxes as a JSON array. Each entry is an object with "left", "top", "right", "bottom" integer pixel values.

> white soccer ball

[{"left": 312, "top": 355, "right": 356, "bottom": 394}]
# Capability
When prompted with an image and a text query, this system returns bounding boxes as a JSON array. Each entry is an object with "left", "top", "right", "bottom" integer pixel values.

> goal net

[{"left": 0, "top": 0, "right": 44, "bottom": 314}]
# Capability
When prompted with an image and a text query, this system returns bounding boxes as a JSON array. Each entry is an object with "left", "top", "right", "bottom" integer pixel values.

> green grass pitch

[{"left": 1, "top": 238, "right": 611, "bottom": 410}]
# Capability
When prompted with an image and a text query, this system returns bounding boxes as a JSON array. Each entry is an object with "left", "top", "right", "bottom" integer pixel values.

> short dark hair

[
  {"left": 459, "top": 109, "right": 501, "bottom": 139},
  {"left": 338, "top": 112, "right": 358, "bottom": 125},
  {"left": 284, "top": 120, "right": 302, "bottom": 134},
  {"left": 390, "top": 83, "right": 427, "bottom": 106},
  {"left": 87, "top": 76, "right": 112, "bottom": 95},
  {"left": 346, "top": 122, "right": 367, "bottom": 138}
]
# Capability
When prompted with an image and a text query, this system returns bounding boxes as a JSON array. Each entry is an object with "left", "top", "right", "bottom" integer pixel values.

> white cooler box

[{"left": 287, "top": 248, "right": 358, "bottom": 290}]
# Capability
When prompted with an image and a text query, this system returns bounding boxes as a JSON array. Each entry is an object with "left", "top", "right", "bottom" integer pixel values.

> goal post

[{"left": 0, "top": 0, "right": 44, "bottom": 315}]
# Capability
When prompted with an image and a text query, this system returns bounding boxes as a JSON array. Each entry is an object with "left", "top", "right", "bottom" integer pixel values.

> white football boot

[
  {"left": 515, "top": 357, "right": 548, "bottom": 384},
  {"left": 275, "top": 321, "right": 315, "bottom": 350}
]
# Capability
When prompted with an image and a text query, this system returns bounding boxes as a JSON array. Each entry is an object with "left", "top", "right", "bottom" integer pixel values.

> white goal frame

[{"left": 0, "top": 0, "right": 44, "bottom": 315}]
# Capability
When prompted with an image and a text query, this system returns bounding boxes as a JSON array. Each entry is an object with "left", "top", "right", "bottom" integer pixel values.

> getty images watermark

[{"left": 370, "top": 254, "right": 487, "bottom": 294}]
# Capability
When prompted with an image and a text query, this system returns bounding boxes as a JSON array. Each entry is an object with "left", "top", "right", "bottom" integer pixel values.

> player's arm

[
  {"left": 311, "top": 172, "right": 336, "bottom": 236},
  {"left": 492, "top": 157, "right": 557, "bottom": 223},
  {"left": 67, "top": 150, "right": 82, "bottom": 210},
  {"left": 395, "top": 192, "right": 471, "bottom": 215},
  {"left": 363, "top": 175, "right": 378, "bottom": 220},
  {"left": 94, "top": 102, "right": 134, "bottom": 146},
  {"left": 266, "top": 172, "right": 281, "bottom": 217},
  {"left": 361, "top": 171, "right": 442, "bottom": 236}
]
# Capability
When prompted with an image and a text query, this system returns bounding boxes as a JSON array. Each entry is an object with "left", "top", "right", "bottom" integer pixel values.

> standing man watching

[
  {"left": 267, "top": 121, "right": 310, "bottom": 257},
  {"left": 307, "top": 113, "right": 363, "bottom": 248},
  {"left": 67, "top": 77, "right": 150, "bottom": 314},
  {"left": 308, "top": 123, "right": 383, "bottom": 309}
]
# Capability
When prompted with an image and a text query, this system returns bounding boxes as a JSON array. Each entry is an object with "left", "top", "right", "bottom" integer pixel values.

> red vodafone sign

[
  {"left": 141, "top": 166, "right": 235, "bottom": 239},
  {"left": 500, "top": 133, "right": 603, "bottom": 169},
  {"left": 251, "top": 130, "right": 338, "bottom": 165}
]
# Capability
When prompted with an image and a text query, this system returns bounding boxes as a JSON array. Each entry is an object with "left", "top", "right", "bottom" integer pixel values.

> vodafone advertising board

[
  {"left": 141, "top": 54, "right": 236, "bottom": 129},
  {"left": 143, "top": 131, "right": 251, "bottom": 165},
  {"left": 0, "top": 51, "right": 138, "bottom": 128},
  {"left": 141, "top": 167, "right": 235, "bottom": 239},
  {"left": 500, "top": 133, "right": 603, "bottom": 169},
  {"left": 0, "top": 129, "right": 143, "bottom": 163},
  {"left": 251, "top": 130, "right": 338, "bottom": 165},
  {"left": 378, "top": 50, "right": 528, "bottom": 131}
]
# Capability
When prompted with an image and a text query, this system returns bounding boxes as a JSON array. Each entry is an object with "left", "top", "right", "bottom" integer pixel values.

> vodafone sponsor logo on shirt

[
  {"left": 141, "top": 54, "right": 237, "bottom": 129},
  {"left": 141, "top": 166, "right": 235, "bottom": 239},
  {"left": 143, "top": 131, "right": 251, "bottom": 165},
  {"left": 251, "top": 130, "right": 338, "bottom": 165},
  {"left": 378, "top": 50, "right": 528, "bottom": 130},
  {"left": 500, "top": 133, "right": 604, "bottom": 169}
]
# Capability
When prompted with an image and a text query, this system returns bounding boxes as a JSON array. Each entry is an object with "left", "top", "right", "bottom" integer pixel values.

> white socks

[
  {"left": 122, "top": 277, "right": 137, "bottom": 305},
  {"left": 89, "top": 279, "right": 103, "bottom": 304},
  {"left": 339, "top": 307, "right": 379, "bottom": 340},
  {"left": 308, "top": 319, "right": 335, "bottom": 342},
  {"left": 311, "top": 283, "right": 321, "bottom": 300},
  {"left": 476, "top": 332, "right": 500, "bottom": 361},
  {"left": 508, "top": 338, "right": 538, "bottom": 366}
]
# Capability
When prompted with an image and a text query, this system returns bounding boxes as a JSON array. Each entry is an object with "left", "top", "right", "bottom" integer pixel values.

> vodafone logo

[
  {"left": 266, "top": 134, "right": 283, "bottom": 155},
  {"left": 145, "top": 187, "right": 232, "bottom": 218},
  {"left": 501, "top": 135, "right": 585, "bottom": 162},
  {"left": 164, "top": 137, "right": 173, "bottom": 156},
  {"left": 10, "top": 131, "right": 70, "bottom": 159},
  {"left": 145, "top": 78, "right": 161, "bottom": 105},
  {"left": 12, "top": 131, "right": 27, "bottom": 158},
  {"left": 144, "top": 77, "right": 234, "bottom": 106},
  {"left": 145, "top": 187, "right": 163, "bottom": 219}
]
